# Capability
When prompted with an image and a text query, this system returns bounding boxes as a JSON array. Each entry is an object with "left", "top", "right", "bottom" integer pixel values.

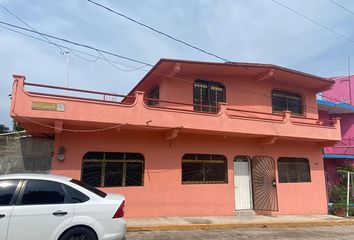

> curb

[{"left": 127, "top": 220, "right": 354, "bottom": 232}]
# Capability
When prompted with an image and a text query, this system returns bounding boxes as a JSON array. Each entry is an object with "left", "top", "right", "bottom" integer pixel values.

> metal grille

[
  {"left": 182, "top": 154, "right": 228, "bottom": 184},
  {"left": 193, "top": 79, "right": 225, "bottom": 113},
  {"left": 272, "top": 89, "right": 302, "bottom": 115},
  {"left": 278, "top": 157, "right": 311, "bottom": 183},
  {"left": 252, "top": 156, "right": 278, "bottom": 211},
  {"left": 82, "top": 152, "right": 144, "bottom": 187}
]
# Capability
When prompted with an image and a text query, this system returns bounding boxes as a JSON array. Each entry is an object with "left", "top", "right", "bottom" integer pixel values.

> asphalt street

[{"left": 126, "top": 225, "right": 354, "bottom": 240}]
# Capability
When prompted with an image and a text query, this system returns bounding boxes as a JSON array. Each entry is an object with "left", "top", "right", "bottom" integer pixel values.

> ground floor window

[
  {"left": 182, "top": 154, "right": 227, "bottom": 184},
  {"left": 82, "top": 152, "right": 144, "bottom": 187},
  {"left": 278, "top": 157, "right": 311, "bottom": 183}
]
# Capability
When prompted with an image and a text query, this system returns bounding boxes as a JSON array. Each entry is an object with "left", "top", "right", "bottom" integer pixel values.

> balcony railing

[
  {"left": 24, "top": 82, "right": 136, "bottom": 105},
  {"left": 10, "top": 76, "right": 341, "bottom": 142},
  {"left": 324, "top": 138, "right": 354, "bottom": 155},
  {"left": 20, "top": 81, "right": 340, "bottom": 128}
]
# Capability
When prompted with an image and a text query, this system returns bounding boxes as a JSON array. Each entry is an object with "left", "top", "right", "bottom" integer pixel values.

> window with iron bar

[
  {"left": 278, "top": 157, "right": 311, "bottom": 183},
  {"left": 272, "top": 89, "right": 303, "bottom": 115},
  {"left": 193, "top": 79, "right": 225, "bottom": 113},
  {"left": 81, "top": 152, "right": 144, "bottom": 187},
  {"left": 182, "top": 154, "right": 228, "bottom": 184},
  {"left": 147, "top": 87, "right": 159, "bottom": 106}
]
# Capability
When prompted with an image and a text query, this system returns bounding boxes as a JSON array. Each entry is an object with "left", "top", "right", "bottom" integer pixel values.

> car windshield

[{"left": 70, "top": 179, "right": 107, "bottom": 198}]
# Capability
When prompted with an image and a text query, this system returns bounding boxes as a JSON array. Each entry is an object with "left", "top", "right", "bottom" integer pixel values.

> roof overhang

[
  {"left": 317, "top": 99, "right": 354, "bottom": 114},
  {"left": 127, "top": 59, "right": 334, "bottom": 97}
]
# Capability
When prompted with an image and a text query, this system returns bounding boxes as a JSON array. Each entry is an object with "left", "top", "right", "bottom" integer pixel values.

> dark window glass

[
  {"left": 278, "top": 157, "right": 311, "bottom": 183},
  {"left": 125, "top": 162, "right": 144, "bottom": 186},
  {"left": 0, "top": 180, "right": 20, "bottom": 206},
  {"left": 82, "top": 162, "right": 102, "bottom": 187},
  {"left": 105, "top": 162, "right": 123, "bottom": 187},
  {"left": 63, "top": 184, "right": 90, "bottom": 203},
  {"left": 182, "top": 154, "right": 227, "bottom": 184},
  {"left": 70, "top": 179, "right": 107, "bottom": 198},
  {"left": 193, "top": 80, "right": 225, "bottom": 113},
  {"left": 272, "top": 90, "right": 302, "bottom": 115},
  {"left": 21, "top": 180, "right": 65, "bottom": 205},
  {"left": 147, "top": 87, "right": 159, "bottom": 106},
  {"left": 82, "top": 152, "right": 144, "bottom": 187}
]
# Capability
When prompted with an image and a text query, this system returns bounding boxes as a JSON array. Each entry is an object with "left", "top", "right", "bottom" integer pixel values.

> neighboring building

[
  {"left": 318, "top": 75, "right": 354, "bottom": 188},
  {"left": 10, "top": 59, "right": 341, "bottom": 217}
]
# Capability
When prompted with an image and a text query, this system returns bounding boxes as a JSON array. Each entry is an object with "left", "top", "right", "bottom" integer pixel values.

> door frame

[{"left": 234, "top": 155, "right": 254, "bottom": 211}]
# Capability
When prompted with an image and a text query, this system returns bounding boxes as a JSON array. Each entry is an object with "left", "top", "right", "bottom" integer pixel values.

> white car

[{"left": 0, "top": 174, "right": 126, "bottom": 240}]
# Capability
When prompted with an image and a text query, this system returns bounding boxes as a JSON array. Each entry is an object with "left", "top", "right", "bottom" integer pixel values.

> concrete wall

[
  {"left": 51, "top": 130, "right": 328, "bottom": 218},
  {"left": 158, "top": 74, "right": 320, "bottom": 118},
  {"left": 0, "top": 136, "right": 53, "bottom": 175},
  {"left": 322, "top": 75, "right": 354, "bottom": 104}
]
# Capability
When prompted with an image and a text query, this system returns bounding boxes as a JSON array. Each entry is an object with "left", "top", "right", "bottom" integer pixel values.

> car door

[
  {"left": 7, "top": 179, "right": 74, "bottom": 240},
  {"left": 0, "top": 180, "right": 21, "bottom": 240}
]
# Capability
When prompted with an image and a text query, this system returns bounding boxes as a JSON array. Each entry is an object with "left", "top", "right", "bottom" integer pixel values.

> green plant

[{"left": 329, "top": 164, "right": 354, "bottom": 216}]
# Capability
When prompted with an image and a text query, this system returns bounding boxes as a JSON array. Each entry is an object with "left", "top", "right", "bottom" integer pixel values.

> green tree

[{"left": 0, "top": 124, "right": 10, "bottom": 133}]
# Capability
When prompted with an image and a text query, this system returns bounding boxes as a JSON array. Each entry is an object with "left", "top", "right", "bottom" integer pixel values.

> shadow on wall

[{"left": 0, "top": 136, "right": 53, "bottom": 175}]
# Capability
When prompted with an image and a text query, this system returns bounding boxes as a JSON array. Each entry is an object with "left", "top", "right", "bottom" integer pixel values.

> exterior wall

[
  {"left": 0, "top": 136, "right": 53, "bottom": 175},
  {"left": 51, "top": 130, "right": 327, "bottom": 217},
  {"left": 322, "top": 76, "right": 354, "bottom": 104},
  {"left": 158, "top": 74, "right": 319, "bottom": 119},
  {"left": 335, "top": 113, "right": 354, "bottom": 139}
]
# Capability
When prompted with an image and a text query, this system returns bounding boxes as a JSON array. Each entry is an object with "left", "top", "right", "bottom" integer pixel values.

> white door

[
  {"left": 234, "top": 156, "right": 253, "bottom": 210},
  {"left": 0, "top": 180, "right": 20, "bottom": 240},
  {"left": 7, "top": 179, "right": 74, "bottom": 240}
]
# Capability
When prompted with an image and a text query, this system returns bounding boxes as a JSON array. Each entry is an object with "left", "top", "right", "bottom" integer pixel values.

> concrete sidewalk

[{"left": 126, "top": 215, "right": 354, "bottom": 231}]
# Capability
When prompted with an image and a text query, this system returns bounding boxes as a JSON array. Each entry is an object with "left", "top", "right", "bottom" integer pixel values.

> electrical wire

[
  {"left": 0, "top": 3, "right": 65, "bottom": 53},
  {"left": 271, "top": 0, "right": 354, "bottom": 44},
  {"left": 0, "top": 20, "right": 153, "bottom": 67},
  {"left": 1, "top": 20, "right": 348, "bottom": 115},
  {"left": 86, "top": 0, "right": 232, "bottom": 63},
  {"left": 329, "top": 0, "right": 354, "bottom": 16},
  {"left": 0, "top": 24, "right": 147, "bottom": 69}
]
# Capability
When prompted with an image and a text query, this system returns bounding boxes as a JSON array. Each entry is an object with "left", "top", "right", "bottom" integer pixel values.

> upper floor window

[
  {"left": 193, "top": 79, "right": 225, "bottom": 113},
  {"left": 147, "top": 87, "right": 159, "bottom": 106},
  {"left": 278, "top": 157, "right": 311, "bottom": 183},
  {"left": 272, "top": 90, "right": 303, "bottom": 115},
  {"left": 82, "top": 152, "right": 144, "bottom": 187},
  {"left": 182, "top": 154, "right": 228, "bottom": 184}
]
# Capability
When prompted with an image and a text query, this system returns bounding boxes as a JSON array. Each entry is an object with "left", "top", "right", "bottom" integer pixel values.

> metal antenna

[
  {"left": 349, "top": 56, "right": 352, "bottom": 105},
  {"left": 65, "top": 51, "right": 70, "bottom": 90}
]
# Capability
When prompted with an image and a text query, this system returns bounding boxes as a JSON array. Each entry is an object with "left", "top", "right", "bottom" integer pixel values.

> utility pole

[{"left": 348, "top": 56, "right": 352, "bottom": 105}]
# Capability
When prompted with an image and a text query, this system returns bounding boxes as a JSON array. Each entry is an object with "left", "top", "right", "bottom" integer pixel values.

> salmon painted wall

[
  {"left": 157, "top": 74, "right": 319, "bottom": 118},
  {"left": 51, "top": 130, "right": 327, "bottom": 217}
]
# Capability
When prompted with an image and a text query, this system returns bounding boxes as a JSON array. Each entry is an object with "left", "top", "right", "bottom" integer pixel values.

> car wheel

[{"left": 59, "top": 227, "right": 97, "bottom": 240}]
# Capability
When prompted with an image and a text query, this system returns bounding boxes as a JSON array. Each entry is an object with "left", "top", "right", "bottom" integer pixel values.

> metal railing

[
  {"left": 24, "top": 82, "right": 135, "bottom": 105},
  {"left": 23, "top": 82, "right": 336, "bottom": 127},
  {"left": 324, "top": 138, "right": 354, "bottom": 155}
]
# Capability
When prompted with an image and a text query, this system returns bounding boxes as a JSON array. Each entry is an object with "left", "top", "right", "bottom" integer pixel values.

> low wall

[{"left": 0, "top": 136, "right": 53, "bottom": 175}]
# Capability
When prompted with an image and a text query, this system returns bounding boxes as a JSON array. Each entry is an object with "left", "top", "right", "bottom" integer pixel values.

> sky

[{"left": 0, "top": 0, "right": 354, "bottom": 128}]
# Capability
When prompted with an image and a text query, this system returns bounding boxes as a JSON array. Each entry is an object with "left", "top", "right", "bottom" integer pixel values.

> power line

[
  {"left": 270, "top": 0, "right": 354, "bottom": 44},
  {"left": 329, "top": 0, "right": 354, "bottom": 16},
  {"left": 86, "top": 0, "right": 232, "bottom": 63},
  {"left": 0, "top": 20, "right": 341, "bottom": 113},
  {"left": 0, "top": 24, "right": 147, "bottom": 70},
  {"left": 0, "top": 20, "right": 153, "bottom": 67},
  {"left": 0, "top": 3, "right": 64, "bottom": 53}
]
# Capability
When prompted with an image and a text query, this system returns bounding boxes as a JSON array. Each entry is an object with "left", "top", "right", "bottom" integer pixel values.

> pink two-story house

[
  {"left": 319, "top": 75, "right": 354, "bottom": 187},
  {"left": 10, "top": 59, "right": 341, "bottom": 217}
]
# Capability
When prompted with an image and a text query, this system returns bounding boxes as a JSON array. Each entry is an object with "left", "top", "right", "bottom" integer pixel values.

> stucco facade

[{"left": 10, "top": 59, "right": 341, "bottom": 217}]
